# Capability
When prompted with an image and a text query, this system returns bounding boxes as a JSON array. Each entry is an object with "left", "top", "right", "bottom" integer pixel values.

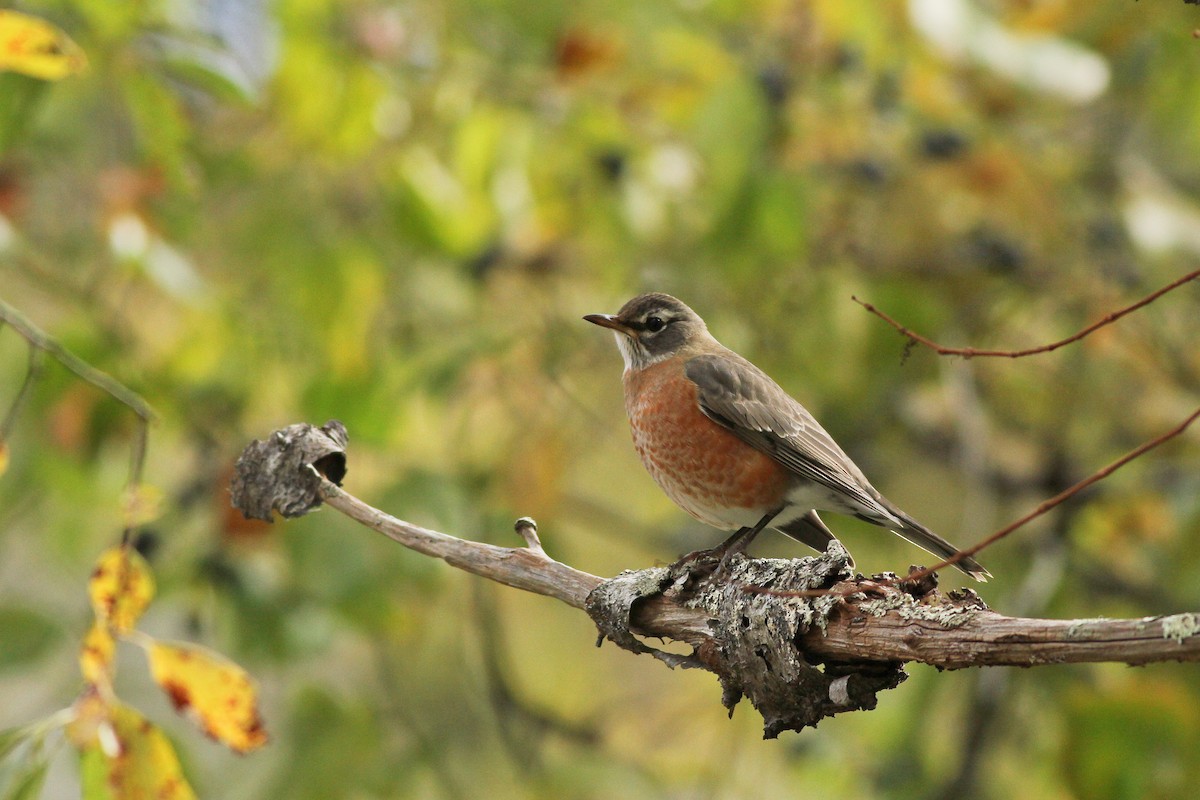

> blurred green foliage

[{"left": 2, "top": 0, "right": 1199, "bottom": 798}]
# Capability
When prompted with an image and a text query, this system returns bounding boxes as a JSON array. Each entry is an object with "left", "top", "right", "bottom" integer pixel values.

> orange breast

[{"left": 622, "top": 358, "right": 791, "bottom": 529}]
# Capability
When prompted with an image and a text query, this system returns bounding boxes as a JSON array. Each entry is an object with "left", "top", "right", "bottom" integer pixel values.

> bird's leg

[
  {"left": 713, "top": 508, "right": 782, "bottom": 573},
  {"left": 672, "top": 509, "right": 783, "bottom": 578}
]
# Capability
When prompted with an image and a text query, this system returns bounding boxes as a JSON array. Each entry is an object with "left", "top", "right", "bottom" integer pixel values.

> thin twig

[
  {"left": 0, "top": 342, "right": 44, "bottom": 439},
  {"left": 0, "top": 297, "right": 157, "bottom": 534},
  {"left": 123, "top": 415, "right": 151, "bottom": 539},
  {"left": 0, "top": 299, "right": 156, "bottom": 423},
  {"left": 852, "top": 268, "right": 1200, "bottom": 358},
  {"left": 908, "top": 405, "right": 1200, "bottom": 582}
]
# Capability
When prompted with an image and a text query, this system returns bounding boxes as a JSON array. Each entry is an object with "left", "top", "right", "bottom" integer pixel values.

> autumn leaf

[
  {"left": 0, "top": 10, "right": 87, "bottom": 80},
  {"left": 146, "top": 642, "right": 268, "bottom": 753},
  {"left": 88, "top": 546, "right": 155, "bottom": 634},
  {"left": 0, "top": 439, "right": 9, "bottom": 476},
  {"left": 76, "top": 703, "right": 196, "bottom": 800},
  {"left": 80, "top": 620, "right": 116, "bottom": 686}
]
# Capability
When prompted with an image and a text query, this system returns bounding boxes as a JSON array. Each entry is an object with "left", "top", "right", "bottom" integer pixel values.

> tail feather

[
  {"left": 871, "top": 504, "right": 991, "bottom": 582},
  {"left": 775, "top": 510, "right": 856, "bottom": 570}
]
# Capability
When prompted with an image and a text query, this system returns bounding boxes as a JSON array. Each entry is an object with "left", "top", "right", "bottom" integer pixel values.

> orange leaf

[
  {"left": 147, "top": 642, "right": 268, "bottom": 753},
  {"left": 0, "top": 439, "right": 8, "bottom": 476},
  {"left": 80, "top": 620, "right": 116, "bottom": 686},
  {"left": 0, "top": 10, "right": 87, "bottom": 80},
  {"left": 76, "top": 703, "right": 197, "bottom": 800},
  {"left": 88, "top": 546, "right": 155, "bottom": 634}
]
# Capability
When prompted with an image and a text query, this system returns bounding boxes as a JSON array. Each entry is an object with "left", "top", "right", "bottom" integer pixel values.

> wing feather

[{"left": 684, "top": 353, "right": 888, "bottom": 516}]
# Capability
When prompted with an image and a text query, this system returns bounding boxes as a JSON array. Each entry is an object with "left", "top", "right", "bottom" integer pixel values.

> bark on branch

[{"left": 231, "top": 422, "right": 1200, "bottom": 737}]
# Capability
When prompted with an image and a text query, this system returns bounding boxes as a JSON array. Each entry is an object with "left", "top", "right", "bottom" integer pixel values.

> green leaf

[
  {"left": 159, "top": 55, "right": 254, "bottom": 105},
  {"left": 0, "top": 728, "right": 27, "bottom": 762},
  {"left": 0, "top": 607, "right": 61, "bottom": 670},
  {"left": 3, "top": 760, "right": 48, "bottom": 800},
  {"left": 0, "top": 72, "right": 48, "bottom": 154},
  {"left": 120, "top": 71, "right": 190, "bottom": 185}
]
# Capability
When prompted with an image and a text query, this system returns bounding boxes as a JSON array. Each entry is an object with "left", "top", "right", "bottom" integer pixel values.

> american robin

[{"left": 585, "top": 292, "right": 990, "bottom": 581}]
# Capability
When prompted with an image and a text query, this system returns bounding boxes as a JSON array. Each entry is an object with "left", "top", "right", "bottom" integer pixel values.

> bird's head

[{"left": 584, "top": 293, "right": 708, "bottom": 370}]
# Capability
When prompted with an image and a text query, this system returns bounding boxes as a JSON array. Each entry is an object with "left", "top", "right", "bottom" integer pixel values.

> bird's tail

[{"left": 873, "top": 504, "right": 991, "bottom": 582}]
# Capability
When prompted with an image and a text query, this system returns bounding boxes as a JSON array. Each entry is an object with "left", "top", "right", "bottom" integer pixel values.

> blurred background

[{"left": 2, "top": 0, "right": 1199, "bottom": 797}]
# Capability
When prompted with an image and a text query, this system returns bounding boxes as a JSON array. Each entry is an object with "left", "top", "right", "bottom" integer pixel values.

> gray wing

[
  {"left": 685, "top": 352, "right": 889, "bottom": 517},
  {"left": 686, "top": 353, "right": 991, "bottom": 582}
]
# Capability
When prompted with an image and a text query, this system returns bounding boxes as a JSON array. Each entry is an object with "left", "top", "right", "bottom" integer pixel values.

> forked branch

[
  {"left": 0, "top": 299, "right": 155, "bottom": 532},
  {"left": 230, "top": 422, "right": 1200, "bottom": 737}
]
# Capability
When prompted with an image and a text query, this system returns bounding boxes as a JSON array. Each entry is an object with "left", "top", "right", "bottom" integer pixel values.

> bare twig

[
  {"left": 0, "top": 300, "right": 155, "bottom": 423},
  {"left": 317, "top": 478, "right": 601, "bottom": 609},
  {"left": 907, "top": 405, "right": 1200, "bottom": 582},
  {"left": 0, "top": 298, "right": 155, "bottom": 492},
  {"left": 852, "top": 268, "right": 1200, "bottom": 358},
  {"left": 847, "top": 273, "right": 1199, "bottom": 578},
  {"left": 513, "top": 516, "right": 547, "bottom": 556},
  {"left": 0, "top": 342, "right": 43, "bottom": 440}
]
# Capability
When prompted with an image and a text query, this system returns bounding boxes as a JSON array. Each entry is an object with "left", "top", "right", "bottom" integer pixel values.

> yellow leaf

[
  {"left": 0, "top": 439, "right": 8, "bottom": 476},
  {"left": 0, "top": 10, "right": 87, "bottom": 80},
  {"left": 80, "top": 620, "right": 116, "bottom": 686},
  {"left": 88, "top": 546, "right": 155, "bottom": 634},
  {"left": 75, "top": 704, "right": 197, "bottom": 800},
  {"left": 147, "top": 642, "right": 268, "bottom": 753},
  {"left": 121, "top": 484, "right": 165, "bottom": 528}
]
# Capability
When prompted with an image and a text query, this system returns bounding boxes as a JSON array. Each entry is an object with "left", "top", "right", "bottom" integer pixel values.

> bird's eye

[{"left": 644, "top": 315, "right": 666, "bottom": 333}]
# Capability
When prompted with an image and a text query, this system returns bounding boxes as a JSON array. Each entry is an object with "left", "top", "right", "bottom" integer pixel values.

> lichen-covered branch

[
  {"left": 230, "top": 421, "right": 1200, "bottom": 736},
  {"left": 802, "top": 601, "right": 1200, "bottom": 668}
]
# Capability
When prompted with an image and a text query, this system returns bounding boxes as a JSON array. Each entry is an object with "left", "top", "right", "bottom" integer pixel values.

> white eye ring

[{"left": 645, "top": 315, "right": 666, "bottom": 333}]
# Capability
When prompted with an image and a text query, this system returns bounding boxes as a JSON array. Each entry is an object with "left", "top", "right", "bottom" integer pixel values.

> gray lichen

[
  {"left": 1161, "top": 612, "right": 1200, "bottom": 644},
  {"left": 585, "top": 566, "right": 702, "bottom": 669},
  {"left": 231, "top": 420, "right": 348, "bottom": 520},
  {"left": 585, "top": 541, "right": 908, "bottom": 737},
  {"left": 857, "top": 589, "right": 985, "bottom": 629}
]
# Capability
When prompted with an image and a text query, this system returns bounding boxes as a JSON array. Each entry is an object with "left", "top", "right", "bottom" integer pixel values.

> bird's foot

[
  {"left": 671, "top": 526, "right": 756, "bottom": 581},
  {"left": 713, "top": 545, "right": 744, "bottom": 578},
  {"left": 670, "top": 546, "right": 723, "bottom": 576}
]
